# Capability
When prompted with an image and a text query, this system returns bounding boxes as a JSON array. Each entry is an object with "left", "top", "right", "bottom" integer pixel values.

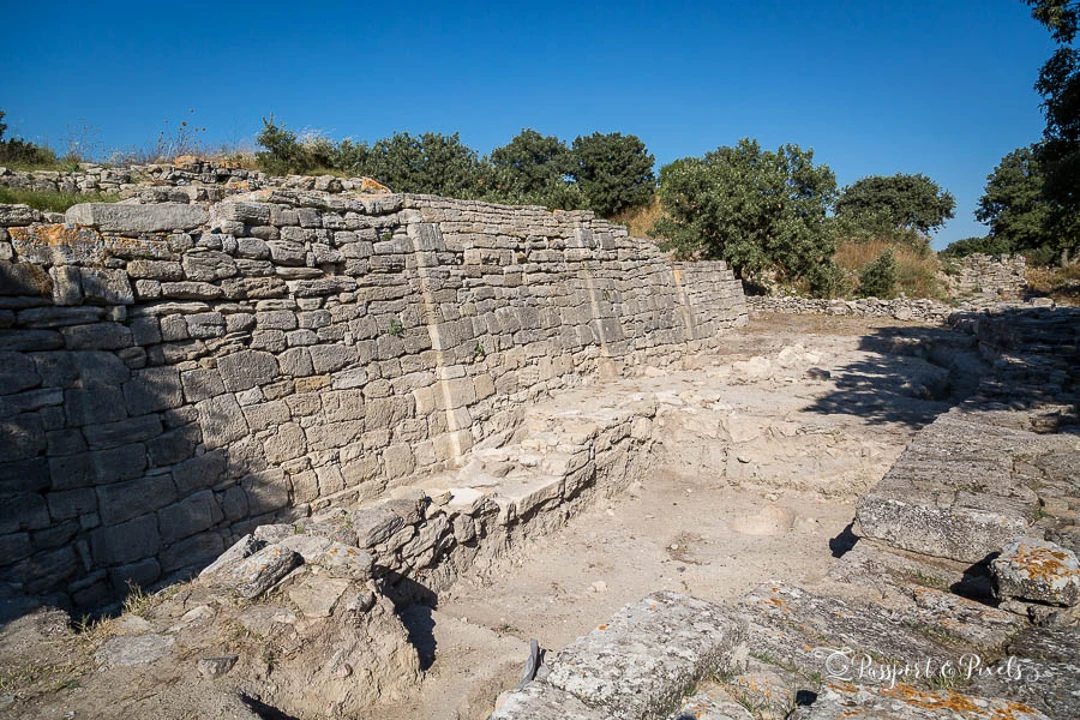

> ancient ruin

[{"left": 1, "top": 165, "right": 1078, "bottom": 720}]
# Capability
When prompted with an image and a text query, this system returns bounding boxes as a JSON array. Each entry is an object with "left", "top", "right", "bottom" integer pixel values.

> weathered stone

[
  {"left": 204, "top": 544, "right": 301, "bottom": 599},
  {"left": 124, "top": 366, "right": 183, "bottom": 415},
  {"left": 351, "top": 504, "right": 406, "bottom": 548},
  {"left": 90, "top": 513, "right": 161, "bottom": 565},
  {"left": 0, "top": 260, "right": 52, "bottom": 297},
  {"left": 992, "top": 538, "right": 1080, "bottom": 607},
  {"left": 95, "top": 633, "right": 175, "bottom": 668},
  {"left": 83, "top": 414, "right": 162, "bottom": 450},
  {"left": 217, "top": 350, "right": 279, "bottom": 392},
  {"left": 158, "top": 490, "right": 224, "bottom": 544},
  {"left": 79, "top": 267, "right": 134, "bottom": 304},
  {"left": 288, "top": 577, "right": 351, "bottom": 618},
  {"left": 61, "top": 322, "right": 132, "bottom": 350},
  {"left": 197, "top": 655, "right": 238, "bottom": 679},
  {"left": 539, "top": 592, "right": 747, "bottom": 720},
  {"left": 195, "top": 394, "right": 248, "bottom": 448},
  {"left": 67, "top": 202, "right": 208, "bottom": 232},
  {"left": 96, "top": 473, "right": 177, "bottom": 525}
]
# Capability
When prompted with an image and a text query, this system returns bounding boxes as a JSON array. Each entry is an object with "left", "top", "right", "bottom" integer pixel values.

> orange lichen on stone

[
  {"left": 1012, "top": 541, "right": 1079, "bottom": 582},
  {"left": 359, "top": 177, "right": 391, "bottom": 194}
]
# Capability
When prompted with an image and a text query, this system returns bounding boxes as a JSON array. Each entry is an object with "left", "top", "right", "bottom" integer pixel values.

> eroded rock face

[{"left": 992, "top": 538, "right": 1080, "bottom": 607}]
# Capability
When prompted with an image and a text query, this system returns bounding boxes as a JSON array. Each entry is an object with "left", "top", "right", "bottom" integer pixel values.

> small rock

[
  {"left": 805, "top": 367, "right": 831, "bottom": 380},
  {"left": 590, "top": 581, "right": 608, "bottom": 594},
  {"left": 992, "top": 537, "right": 1080, "bottom": 607},
  {"left": 197, "top": 655, "right": 238, "bottom": 679},
  {"left": 95, "top": 633, "right": 175, "bottom": 668}
]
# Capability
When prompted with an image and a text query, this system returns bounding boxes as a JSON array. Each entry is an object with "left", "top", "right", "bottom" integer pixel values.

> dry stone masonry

[{"left": 0, "top": 189, "right": 746, "bottom": 611}]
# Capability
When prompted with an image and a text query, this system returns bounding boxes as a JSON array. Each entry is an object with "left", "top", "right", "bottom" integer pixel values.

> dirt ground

[{"left": 392, "top": 313, "right": 974, "bottom": 719}]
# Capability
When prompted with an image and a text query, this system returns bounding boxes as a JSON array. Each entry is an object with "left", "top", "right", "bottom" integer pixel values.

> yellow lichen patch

[
  {"left": 9, "top": 223, "right": 105, "bottom": 266},
  {"left": 1011, "top": 542, "right": 1079, "bottom": 582}
]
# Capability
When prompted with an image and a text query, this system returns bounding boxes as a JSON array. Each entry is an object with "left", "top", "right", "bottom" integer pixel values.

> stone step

[{"left": 490, "top": 591, "right": 747, "bottom": 720}]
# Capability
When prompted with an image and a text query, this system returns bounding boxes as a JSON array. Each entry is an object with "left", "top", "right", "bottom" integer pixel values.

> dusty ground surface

[
  {"left": 0, "top": 313, "right": 983, "bottom": 720},
  {"left": 391, "top": 313, "right": 979, "bottom": 719}
]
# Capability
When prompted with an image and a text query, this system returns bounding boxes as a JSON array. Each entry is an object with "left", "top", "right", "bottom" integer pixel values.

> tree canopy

[
  {"left": 488, "top": 129, "right": 583, "bottom": 209},
  {"left": 655, "top": 138, "right": 840, "bottom": 294},
  {"left": 1026, "top": 0, "right": 1080, "bottom": 253},
  {"left": 834, "top": 173, "right": 956, "bottom": 237},
  {"left": 570, "top": 132, "right": 656, "bottom": 217},
  {"left": 975, "top": 145, "right": 1052, "bottom": 252}
]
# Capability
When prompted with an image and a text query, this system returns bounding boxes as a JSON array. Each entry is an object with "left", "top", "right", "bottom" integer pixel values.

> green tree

[
  {"left": 941, "top": 235, "right": 1015, "bottom": 258},
  {"left": 655, "top": 138, "right": 840, "bottom": 293},
  {"left": 570, "top": 132, "right": 655, "bottom": 216},
  {"left": 489, "top": 129, "right": 574, "bottom": 199},
  {"left": 365, "top": 131, "right": 487, "bottom": 197},
  {"left": 835, "top": 173, "right": 956, "bottom": 238},
  {"left": 975, "top": 145, "right": 1051, "bottom": 253},
  {"left": 857, "top": 249, "right": 899, "bottom": 298},
  {"left": 1026, "top": 1, "right": 1080, "bottom": 258}
]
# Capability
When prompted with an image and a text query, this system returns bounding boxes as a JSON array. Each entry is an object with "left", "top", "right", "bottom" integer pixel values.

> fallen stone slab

[
  {"left": 737, "top": 583, "right": 956, "bottom": 679},
  {"left": 791, "top": 682, "right": 1050, "bottom": 719},
  {"left": 66, "top": 202, "right": 208, "bottom": 232},
  {"left": 490, "top": 679, "right": 606, "bottom": 720},
  {"left": 203, "top": 543, "right": 301, "bottom": 599},
  {"left": 538, "top": 591, "right": 747, "bottom": 720},
  {"left": 95, "top": 633, "right": 175, "bottom": 668},
  {"left": 855, "top": 411, "right": 1045, "bottom": 563},
  {"left": 968, "top": 626, "right": 1080, "bottom": 720},
  {"left": 991, "top": 538, "right": 1080, "bottom": 607}
]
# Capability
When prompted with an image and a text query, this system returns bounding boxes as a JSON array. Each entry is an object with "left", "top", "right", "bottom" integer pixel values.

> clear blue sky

[{"left": 2, "top": 0, "right": 1054, "bottom": 248}]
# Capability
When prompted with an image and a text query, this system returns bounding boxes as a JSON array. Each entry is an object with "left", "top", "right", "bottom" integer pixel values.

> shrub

[
  {"left": 255, "top": 116, "right": 335, "bottom": 175},
  {"left": 655, "top": 138, "right": 839, "bottom": 294},
  {"left": 858, "top": 248, "right": 899, "bottom": 298},
  {"left": 940, "top": 235, "right": 1015, "bottom": 258},
  {"left": 0, "top": 110, "right": 59, "bottom": 169}
]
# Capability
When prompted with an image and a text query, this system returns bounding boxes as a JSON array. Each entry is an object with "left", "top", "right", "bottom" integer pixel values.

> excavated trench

[
  {"left": 0, "top": 314, "right": 993, "bottom": 720},
  {"left": 384, "top": 313, "right": 989, "bottom": 719}
]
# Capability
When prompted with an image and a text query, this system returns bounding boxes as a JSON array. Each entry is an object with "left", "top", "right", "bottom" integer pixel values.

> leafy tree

[
  {"left": 489, "top": 129, "right": 576, "bottom": 202},
  {"left": 570, "top": 132, "right": 655, "bottom": 216},
  {"left": 975, "top": 145, "right": 1051, "bottom": 252},
  {"left": 857, "top": 249, "right": 899, "bottom": 298},
  {"left": 1025, "top": 1, "right": 1080, "bottom": 258},
  {"left": 835, "top": 173, "right": 956, "bottom": 238},
  {"left": 364, "top": 131, "right": 487, "bottom": 198},
  {"left": 655, "top": 138, "right": 840, "bottom": 293},
  {"left": 941, "top": 235, "right": 1015, "bottom": 258}
]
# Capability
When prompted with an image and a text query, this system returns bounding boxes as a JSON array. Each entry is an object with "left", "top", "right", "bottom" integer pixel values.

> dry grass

[
  {"left": 1026, "top": 264, "right": 1080, "bottom": 306},
  {"left": 834, "top": 238, "right": 945, "bottom": 300},
  {"left": 611, "top": 196, "right": 666, "bottom": 239}
]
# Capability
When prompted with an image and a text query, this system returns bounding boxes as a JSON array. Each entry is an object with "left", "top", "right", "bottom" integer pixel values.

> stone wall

[
  {"left": 747, "top": 295, "right": 956, "bottom": 322},
  {"left": 940, "top": 252, "right": 1027, "bottom": 301},
  {"left": 0, "top": 190, "right": 746, "bottom": 609}
]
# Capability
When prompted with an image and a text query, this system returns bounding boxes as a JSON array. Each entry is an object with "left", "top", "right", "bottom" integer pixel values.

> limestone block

[
  {"left": 203, "top": 544, "right": 301, "bottom": 599},
  {"left": 217, "top": 349, "right": 279, "bottom": 392},
  {"left": 67, "top": 202, "right": 208, "bottom": 232},
  {"left": 992, "top": 538, "right": 1080, "bottom": 607}
]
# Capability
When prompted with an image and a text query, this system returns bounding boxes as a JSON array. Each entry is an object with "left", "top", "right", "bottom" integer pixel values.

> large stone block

[
  {"left": 66, "top": 203, "right": 208, "bottom": 232},
  {"left": 96, "top": 473, "right": 177, "bottom": 525},
  {"left": 992, "top": 538, "right": 1080, "bottom": 607},
  {"left": 90, "top": 513, "right": 161, "bottom": 566},
  {"left": 195, "top": 394, "right": 248, "bottom": 449},
  {"left": 158, "top": 490, "right": 224, "bottom": 544},
  {"left": 120, "top": 365, "right": 184, "bottom": 415},
  {"left": 48, "top": 444, "right": 148, "bottom": 490},
  {"left": 217, "top": 350, "right": 279, "bottom": 392}
]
